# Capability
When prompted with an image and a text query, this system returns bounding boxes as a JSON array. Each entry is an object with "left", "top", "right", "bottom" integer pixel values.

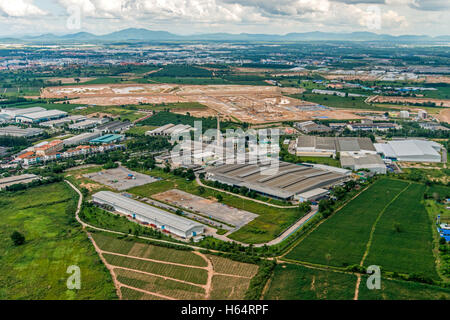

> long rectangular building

[
  {"left": 16, "top": 110, "right": 67, "bottom": 123},
  {"left": 206, "top": 161, "right": 350, "bottom": 200},
  {"left": 92, "top": 191, "right": 204, "bottom": 239},
  {"left": 0, "top": 126, "right": 44, "bottom": 137}
]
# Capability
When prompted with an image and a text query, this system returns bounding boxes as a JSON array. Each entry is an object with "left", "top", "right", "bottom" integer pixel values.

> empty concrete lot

[
  {"left": 83, "top": 166, "right": 160, "bottom": 191},
  {"left": 153, "top": 189, "right": 258, "bottom": 228}
]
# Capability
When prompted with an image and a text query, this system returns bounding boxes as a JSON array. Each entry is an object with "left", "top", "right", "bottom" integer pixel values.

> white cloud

[{"left": 0, "top": 0, "right": 47, "bottom": 17}]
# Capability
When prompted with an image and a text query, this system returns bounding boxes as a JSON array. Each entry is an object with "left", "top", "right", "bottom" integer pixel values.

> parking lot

[{"left": 83, "top": 166, "right": 160, "bottom": 191}]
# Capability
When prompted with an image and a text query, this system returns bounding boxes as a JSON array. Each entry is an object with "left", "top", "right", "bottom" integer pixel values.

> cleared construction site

[
  {"left": 206, "top": 161, "right": 350, "bottom": 201},
  {"left": 41, "top": 83, "right": 363, "bottom": 123}
]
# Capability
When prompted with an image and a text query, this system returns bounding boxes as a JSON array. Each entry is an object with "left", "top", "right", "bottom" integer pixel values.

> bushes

[
  {"left": 10, "top": 231, "right": 25, "bottom": 246},
  {"left": 245, "top": 260, "right": 276, "bottom": 300}
]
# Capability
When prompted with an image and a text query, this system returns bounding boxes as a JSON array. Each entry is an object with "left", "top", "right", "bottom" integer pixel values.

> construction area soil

[
  {"left": 152, "top": 189, "right": 258, "bottom": 228},
  {"left": 367, "top": 95, "right": 450, "bottom": 108},
  {"left": 437, "top": 109, "right": 450, "bottom": 124},
  {"left": 41, "top": 83, "right": 366, "bottom": 123}
]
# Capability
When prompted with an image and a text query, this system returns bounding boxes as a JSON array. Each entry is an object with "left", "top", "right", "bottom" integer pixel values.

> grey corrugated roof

[{"left": 92, "top": 191, "right": 203, "bottom": 232}]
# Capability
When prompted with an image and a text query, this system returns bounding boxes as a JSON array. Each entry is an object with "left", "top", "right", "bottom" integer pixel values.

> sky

[{"left": 0, "top": 0, "right": 449, "bottom": 37}]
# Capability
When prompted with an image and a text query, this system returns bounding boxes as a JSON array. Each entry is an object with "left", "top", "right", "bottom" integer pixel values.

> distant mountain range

[{"left": 4, "top": 28, "right": 450, "bottom": 43}]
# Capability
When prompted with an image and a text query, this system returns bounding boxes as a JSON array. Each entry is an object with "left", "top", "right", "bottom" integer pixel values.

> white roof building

[
  {"left": 92, "top": 191, "right": 204, "bottom": 239},
  {"left": 375, "top": 139, "right": 443, "bottom": 163},
  {"left": 1, "top": 107, "right": 46, "bottom": 118},
  {"left": 15, "top": 110, "right": 67, "bottom": 123}
]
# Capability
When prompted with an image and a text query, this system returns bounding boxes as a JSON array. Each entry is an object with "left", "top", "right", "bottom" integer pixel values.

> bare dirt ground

[
  {"left": 41, "top": 83, "right": 366, "bottom": 123},
  {"left": 437, "top": 109, "right": 450, "bottom": 124},
  {"left": 367, "top": 95, "right": 450, "bottom": 108}
]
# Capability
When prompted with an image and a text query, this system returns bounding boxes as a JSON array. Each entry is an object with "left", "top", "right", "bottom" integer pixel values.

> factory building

[
  {"left": 40, "top": 115, "right": 87, "bottom": 128},
  {"left": 294, "top": 121, "right": 332, "bottom": 133},
  {"left": 90, "top": 134, "right": 125, "bottom": 144},
  {"left": 206, "top": 161, "right": 350, "bottom": 201},
  {"left": 146, "top": 123, "right": 195, "bottom": 137},
  {"left": 15, "top": 110, "right": 68, "bottom": 123},
  {"left": 0, "top": 126, "right": 44, "bottom": 137},
  {"left": 68, "top": 118, "right": 102, "bottom": 130},
  {"left": 94, "top": 120, "right": 132, "bottom": 133},
  {"left": 92, "top": 191, "right": 204, "bottom": 239},
  {"left": 296, "top": 136, "right": 377, "bottom": 158},
  {"left": 340, "top": 154, "right": 387, "bottom": 174},
  {"left": 1, "top": 107, "right": 46, "bottom": 119},
  {"left": 346, "top": 122, "right": 400, "bottom": 132},
  {"left": 63, "top": 132, "right": 102, "bottom": 146},
  {"left": 375, "top": 139, "right": 443, "bottom": 163}
]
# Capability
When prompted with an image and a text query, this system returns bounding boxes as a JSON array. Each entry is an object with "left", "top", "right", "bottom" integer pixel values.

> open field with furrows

[
  {"left": 103, "top": 254, "right": 209, "bottom": 285},
  {"left": 264, "top": 264, "right": 356, "bottom": 300},
  {"left": 91, "top": 233, "right": 258, "bottom": 300},
  {"left": 359, "top": 276, "right": 450, "bottom": 300},
  {"left": 364, "top": 183, "right": 438, "bottom": 278},
  {"left": 92, "top": 233, "right": 207, "bottom": 267},
  {"left": 116, "top": 269, "right": 205, "bottom": 300},
  {"left": 286, "top": 179, "right": 410, "bottom": 267},
  {"left": 206, "top": 254, "right": 259, "bottom": 278},
  {"left": 0, "top": 183, "right": 116, "bottom": 299}
]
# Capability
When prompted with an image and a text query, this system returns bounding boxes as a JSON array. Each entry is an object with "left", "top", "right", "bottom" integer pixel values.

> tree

[
  {"left": 198, "top": 186, "right": 205, "bottom": 194},
  {"left": 216, "top": 194, "right": 223, "bottom": 202},
  {"left": 11, "top": 231, "right": 25, "bottom": 246}
]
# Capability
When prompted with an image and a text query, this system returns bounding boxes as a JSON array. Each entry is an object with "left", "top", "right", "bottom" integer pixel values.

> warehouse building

[
  {"left": 63, "top": 132, "right": 102, "bottom": 146},
  {"left": 1, "top": 107, "right": 45, "bottom": 118},
  {"left": 146, "top": 123, "right": 195, "bottom": 137},
  {"left": 346, "top": 122, "right": 400, "bottom": 132},
  {"left": 92, "top": 191, "right": 204, "bottom": 238},
  {"left": 375, "top": 139, "right": 443, "bottom": 163},
  {"left": 90, "top": 134, "right": 124, "bottom": 144},
  {"left": 15, "top": 110, "right": 68, "bottom": 123},
  {"left": 0, "top": 125, "right": 44, "bottom": 137},
  {"left": 296, "top": 136, "right": 377, "bottom": 158},
  {"left": 68, "top": 118, "right": 101, "bottom": 130},
  {"left": 40, "top": 115, "right": 87, "bottom": 128},
  {"left": 206, "top": 161, "right": 350, "bottom": 201},
  {"left": 340, "top": 153, "right": 387, "bottom": 174},
  {"left": 94, "top": 120, "right": 132, "bottom": 133},
  {"left": 0, "top": 174, "right": 39, "bottom": 190},
  {"left": 294, "top": 121, "right": 332, "bottom": 133}
]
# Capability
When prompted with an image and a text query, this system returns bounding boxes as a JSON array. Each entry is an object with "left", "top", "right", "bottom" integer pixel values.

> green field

[
  {"left": 264, "top": 263, "right": 356, "bottom": 300},
  {"left": 364, "top": 183, "right": 438, "bottom": 278},
  {"left": 0, "top": 183, "right": 116, "bottom": 299},
  {"left": 286, "top": 179, "right": 409, "bottom": 267},
  {"left": 359, "top": 276, "right": 450, "bottom": 300},
  {"left": 286, "top": 178, "right": 439, "bottom": 279}
]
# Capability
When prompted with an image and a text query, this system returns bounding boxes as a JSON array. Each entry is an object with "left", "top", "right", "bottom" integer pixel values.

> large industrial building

[
  {"left": 40, "top": 115, "right": 87, "bottom": 128},
  {"left": 341, "top": 154, "right": 387, "bottom": 174},
  {"left": 206, "top": 161, "right": 350, "bottom": 201},
  {"left": 92, "top": 191, "right": 204, "bottom": 238},
  {"left": 0, "top": 126, "right": 44, "bottom": 137},
  {"left": 63, "top": 132, "right": 102, "bottom": 146},
  {"left": 375, "top": 139, "right": 443, "bottom": 163},
  {"left": 15, "top": 110, "right": 68, "bottom": 123},
  {"left": 296, "top": 136, "right": 377, "bottom": 157},
  {"left": 94, "top": 120, "right": 132, "bottom": 133},
  {"left": 1, "top": 107, "right": 46, "bottom": 119},
  {"left": 146, "top": 123, "right": 195, "bottom": 137}
]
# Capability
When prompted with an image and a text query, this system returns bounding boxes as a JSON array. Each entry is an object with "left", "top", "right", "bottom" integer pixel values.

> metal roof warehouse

[
  {"left": 206, "top": 161, "right": 350, "bottom": 200},
  {"left": 92, "top": 191, "right": 204, "bottom": 238}
]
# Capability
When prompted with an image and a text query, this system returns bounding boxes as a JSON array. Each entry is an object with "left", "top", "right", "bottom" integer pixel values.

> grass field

[
  {"left": 264, "top": 263, "right": 356, "bottom": 300},
  {"left": 364, "top": 183, "right": 438, "bottom": 278},
  {"left": 286, "top": 179, "right": 409, "bottom": 267},
  {"left": 286, "top": 178, "right": 439, "bottom": 279},
  {"left": 0, "top": 183, "right": 116, "bottom": 299},
  {"left": 359, "top": 276, "right": 450, "bottom": 300}
]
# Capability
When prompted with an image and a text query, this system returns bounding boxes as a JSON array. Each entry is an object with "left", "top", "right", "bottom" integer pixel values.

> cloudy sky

[{"left": 0, "top": 0, "right": 448, "bottom": 37}]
